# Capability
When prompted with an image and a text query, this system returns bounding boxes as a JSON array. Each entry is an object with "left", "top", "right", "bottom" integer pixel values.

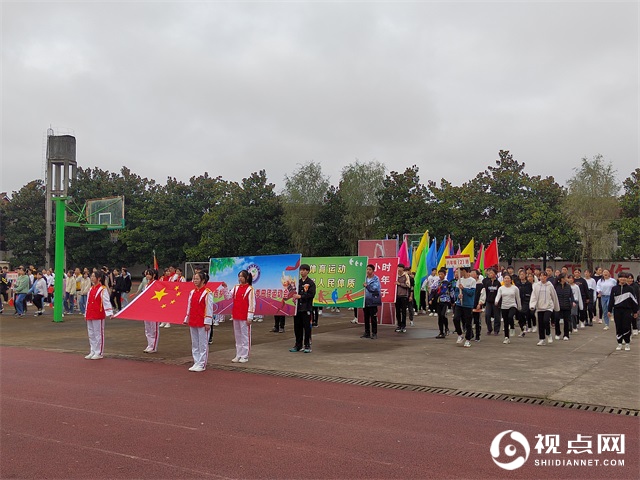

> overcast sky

[{"left": 2, "top": 1, "right": 638, "bottom": 196}]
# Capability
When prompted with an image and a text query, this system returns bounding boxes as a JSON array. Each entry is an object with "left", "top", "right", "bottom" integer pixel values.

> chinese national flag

[{"left": 114, "top": 280, "right": 224, "bottom": 324}]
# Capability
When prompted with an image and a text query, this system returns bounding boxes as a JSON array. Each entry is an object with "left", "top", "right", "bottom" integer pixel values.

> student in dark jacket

[
  {"left": 482, "top": 268, "right": 502, "bottom": 335},
  {"left": 515, "top": 271, "right": 534, "bottom": 335},
  {"left": 626, "top": 273, "right": 639, "bottom": 336},
  {"left": 608, "top": 274, "right": 638, "bottom": 350},
  {"left": 290, "top": 264, "right": 316, "bottom": 353},
  {"left": 554, "top": 274, "right": 575, "bottom": 340}
]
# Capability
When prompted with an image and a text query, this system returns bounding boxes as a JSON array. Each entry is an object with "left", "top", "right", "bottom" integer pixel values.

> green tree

[
  {"left": 281, "top": 161, "right": 330, "bottom": 255},
  {"left": 565, "top": 155, "right": 619, "bottom": 270},
  {"left": 613, "top": 168, "right": 640, "bottom": 259},
  {"left": 339, "top": 160, "right": 386, "bottom": 253},
  {"left": 313, "top": 186, "right": 349, "bottom": 256},
  {"left": 376, "top": 166, "right": 430, "bottom": 238},
  {"left": 2, "top": 180, "right": 46, "bottom": 267},
  {"left": 188, "top": 170, "right": 291, "bottom": 259}
]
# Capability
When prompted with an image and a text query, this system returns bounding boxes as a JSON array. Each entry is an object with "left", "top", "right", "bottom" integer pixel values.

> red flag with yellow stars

[{"left": 114, "top": 280, "right": 224, "bottom": 324}]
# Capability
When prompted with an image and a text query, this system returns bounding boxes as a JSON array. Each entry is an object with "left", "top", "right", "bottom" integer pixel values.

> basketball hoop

[{"left": 109, "top": 230, "right": 120, "bottom": 243}]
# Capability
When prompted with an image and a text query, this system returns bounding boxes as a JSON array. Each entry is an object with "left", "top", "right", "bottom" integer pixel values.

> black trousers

[
  {"left": 294, "top": 311, "right": 312, "bottom": 349},
  {"left": 556, "top": 309, "right": 571, "bottom": 338},
  {"left": 363, "top": 306, "right": 378, "bottom": 335},
  {"left": 395, "top": 296, "right": 408, "bottom": 328},
  {"left": 33, "top": 294, "right": 44, "bottom": 312},
  {"left": 537, "top": 310, "right": 552, "bottom": 340},
  {"left": 485, "top": 303, "right": 501, "bottom": 334},
  {"left": 501, "top": 307, "right": 517, "bottom": 337},
  {"left": 312, "top": 307, "right": 321, "bottom": 325},
  {"left": 453, "top": 305, "right": 473, "bottom": 340},
  {"left": 274, "top": 315, "right": 285, "bottom": 329},
  {"left": 472, "top": 310, "right": 482, "bottom": 340},
  {"left": 437, "top": 302, "right": 449, "bottom": 334},
  {"left": 614, "top": 309, "right": 633, "bottom": 344}
]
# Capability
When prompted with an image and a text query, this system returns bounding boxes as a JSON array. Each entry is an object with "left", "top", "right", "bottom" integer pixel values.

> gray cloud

[{"left": 2, "top": 1, "right": 637, "bottom": 195}]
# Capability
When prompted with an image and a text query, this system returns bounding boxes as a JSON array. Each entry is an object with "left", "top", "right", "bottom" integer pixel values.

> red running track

[{"left": 1, "top": 346, "right": 638, "bottom": 479}]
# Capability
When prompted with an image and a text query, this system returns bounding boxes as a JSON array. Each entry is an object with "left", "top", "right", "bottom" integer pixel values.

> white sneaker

[
  {"left": 190, "top": 365, "right": 205, "bottom": 372},
  {"left": 164, "top": 323, "right": 171, "bottom": 328},
  {"left": 159, "top": 322, "right": 166, "bottom": 327},
  {"left": 410, "top": 321, "right": 414, "bottom": 327},
  {"left": 615, "top": 344, "right": 622, "bottom": 351},
  {"left": 456, "top": 335, "right": 464, "bottom": 344},
  {"left": 548, "top": 335, "right": 553, "bottom": 344},
  {"left": 579, "top": 322, "right": 585, "bottom": 329},
  {"left": 509, "top": 329, "right": 515, "bottom": 337},
  {"left": 603, "top": 326, "right": 609, "bottom": 330},
  {"left": 555, "top": 335, "right": 560, "bottom": 340},
  {"left": 625, "top": 344, "right": 631, "bottom": 351},
  {"left": 350, "top": 318, "right": 358, "bottom": 324},
  {"left": 336, "top": 308, "right": 341, "bottom": 313},
  {"left": 238, "top": 357, "right": 249, "bottom": 363},
  {"left": 463, "top": 340, "right": 471, "bottom": 348},
  {"left": 213, "top": 320, "right": 219, "bottom": 326},
  {"left": 503, "top": 337, "right": 510, "bottom": 344},
  {"left": 257, "top": 317, "right": 263, "bottom": 322},
  {"left": 573, "top": 328, "right": 578, "bottom": 333},
  {"left": 188, "top": 365, "right": 198, "bottom": 371},
  {"left": 563, "top": 336, "right": 569, "bottom": 341},
  {"left": 537, "top": 340, "right": 545, "bottom": 346},
  {"left": 84, "top": 353, "right": 94, "bottom": 359},
  {"left": 633, "top": 329, "right": 639, "bottom": 336},
  {"left": 90, "top": 354, "right": 103, "bottom": 360},
  {"left": 231, "top": 356, "right": 240, "bottom": 363},
  {"left": 532, "top": 327, "right": 537, "bottom": 333},
  {"left": 143, "top": 347, "right": 151, "bottom": 353}
]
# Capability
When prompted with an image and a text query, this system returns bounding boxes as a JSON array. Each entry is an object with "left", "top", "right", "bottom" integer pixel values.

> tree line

[{"left": 1, "top": 150, "right": 638, "bottom": 270}]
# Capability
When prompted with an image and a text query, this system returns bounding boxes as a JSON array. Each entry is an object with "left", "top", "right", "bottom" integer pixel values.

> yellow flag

[
  {"left": 461, "top": 238, "right": 475, "bottom": 263},
  {"left": 411, "top": 229, "right": 429, "bottom": 272}
]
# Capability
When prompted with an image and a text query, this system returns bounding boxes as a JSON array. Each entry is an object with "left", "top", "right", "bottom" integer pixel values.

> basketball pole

[{"left": 52, "top": 196, "right": 66, "bottom": 323}]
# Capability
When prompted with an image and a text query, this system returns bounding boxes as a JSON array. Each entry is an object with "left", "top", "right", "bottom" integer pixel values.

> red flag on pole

[
  {"left": 114, "top": 280, "right": 224, "bottom": 324},
  {"left": 484, "top": 238, "right": 499, "bottom": 269}
]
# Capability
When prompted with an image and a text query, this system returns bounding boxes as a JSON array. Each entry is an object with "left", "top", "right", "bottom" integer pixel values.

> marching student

[
  {"left": 28, "top": 271, "right": 48, "bottom": 316},
  {"left": 361, "top": 264, "right": 382, "bottom": 339},
  {"left": 470, "top": 269, "right": 486, "bottom": 342},
  {"left": 529, "top": 271, "right": 560, "bottom": 346},
  {"left": 183, "top": 271, "right": 214, "bottom": 371},
  {"left": 573, "top": 268, "right": 590, "bottom": 327},
  {"left": 85, "top": 270, "right": 113, "bottom": 360},
  {"left": 596, "top": 270, "right": 617, "bottom": 331},
  {"left": 567, "top": 275, "right": 583, "bottom": 332},
  {"left": 434, "top": 268, "right": 451, "bottom": 339},
  {"left": 608, "top": 273, "right": 638, "bottom": 351},
  {"left": 584, "top": 269, "right": 597, "bottom": 326},
  {"left": 229, "top": 270, "right": 256, "bottom": 363},
  {"left": 482, "top": 268, "right": 502, "bottom": 335},
  {"left": 554, "top": 274, "right": 575, "bottom": 341},
  {"left": 515, "top": 270, "right": 534, "bottom": 335},
  {"left": 495, "top": 274, "right": 521, "bottom": 344},
  {"left": 453, "top": 267, "right": 476, "bottom": 347},
  {"left": 142, "top": 269, "right": 160, "bottom": 353}
]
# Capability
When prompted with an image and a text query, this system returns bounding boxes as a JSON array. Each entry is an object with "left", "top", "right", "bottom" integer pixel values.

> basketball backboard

[{"left": 86, "top": 196, "right": 125, "bottom": 230}]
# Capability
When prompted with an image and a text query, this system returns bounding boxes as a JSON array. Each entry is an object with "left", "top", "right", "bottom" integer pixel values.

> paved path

[
  {"left": 1, "top": 348, "right": 638, "bottom": 479},
  {"left": 1, "top": 310, "right": 638, "bottom": 410}
]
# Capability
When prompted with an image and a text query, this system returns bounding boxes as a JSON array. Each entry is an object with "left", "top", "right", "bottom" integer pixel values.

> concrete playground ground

[
  {"left": 1, "top": 306, "right": 639, "bottom": 479},
  {"left": 1, "top": 307, "right": 638, "bottom": 412}
]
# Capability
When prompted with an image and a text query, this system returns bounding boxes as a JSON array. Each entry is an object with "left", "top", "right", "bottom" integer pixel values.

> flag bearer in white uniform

[
  {"left": 183, "top": 272, "right": 214, "bottom": 372},
  {"left": 142, "top": 269, "right": 160, "bottom": 353},
  {"left": 85, "top": 270, "right": 113, "bottom": 359}
]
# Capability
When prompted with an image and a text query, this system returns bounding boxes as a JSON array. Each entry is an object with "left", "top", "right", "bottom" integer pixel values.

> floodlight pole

[{"left": 52, "top": 196, "right": 67, "bottom": 323}]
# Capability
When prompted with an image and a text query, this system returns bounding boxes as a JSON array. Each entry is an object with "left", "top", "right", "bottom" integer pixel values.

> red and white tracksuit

[
  {"left": 85, "top": 284, "right": 113, "bottom": 357},
  {"left": 143, "top": 280, "right": 160, "bottom": 352},
  {"left": 230, "top": 284, "right": 256, "bottom": 359},
  {"left": 184, "top": 286, "right": 214, "bottom": 369}
]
